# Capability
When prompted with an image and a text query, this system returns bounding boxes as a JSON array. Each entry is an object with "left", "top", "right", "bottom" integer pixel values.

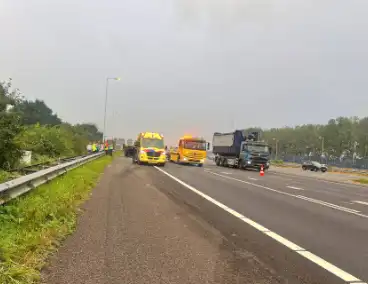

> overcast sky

[{"left": 1, "top": 0, "right": 367, "bottom": 145}]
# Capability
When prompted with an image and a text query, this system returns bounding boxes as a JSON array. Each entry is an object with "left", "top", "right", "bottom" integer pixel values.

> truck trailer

[
  {"left": 124, "top": 139, "right": 135, "bottom": 157},
  {"left": 212, "top": 130, "right": 271, "bottom": 170}
]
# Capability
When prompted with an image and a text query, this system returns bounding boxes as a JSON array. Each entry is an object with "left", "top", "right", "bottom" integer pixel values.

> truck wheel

[
  {"left": 177, "top": 155, "right": 180, "bottom": 164},
  {"left": 221, "top": 158, "right": 227, "bottom": 167},
  {"left": 198, "top": 164, "right": 203, "bottom": 167},
  {"left": 237, "top": 160, "right": 243, "bottom": 169}
]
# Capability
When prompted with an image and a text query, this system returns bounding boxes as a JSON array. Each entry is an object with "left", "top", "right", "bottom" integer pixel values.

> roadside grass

[
  {"left": 0, "top": 170, "right": 20, "bottom": 183},
  {"left": 353, "top": 178, "right": 368, "bottom": 184},
  {"left": 270, "top": 160, "right": 284, "bottom": 165},
  {"left": 0, "top": 152, "right": 119, "bottom": 284}
]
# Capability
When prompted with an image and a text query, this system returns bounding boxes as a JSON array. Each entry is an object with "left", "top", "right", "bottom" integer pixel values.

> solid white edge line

[
  {"left": 206, "top": 170, "right": 368, "bottom": 219},
  {"left": 154, "top": 166, "right": 364, "bottom": 283}
]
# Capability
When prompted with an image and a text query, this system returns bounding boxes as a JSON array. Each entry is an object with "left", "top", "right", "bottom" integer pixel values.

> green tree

[
  {"left": 14, "top": 99, "right": 62, "bottom": 126},
  {"left": 0, "top": 79, "right": 23, "bottom": 169},
  {"left": 248, "top": 116, "right": 368, "bottom": 158},
  {"left": 74, "top": 123, "right": 103, "bottom": 142}
]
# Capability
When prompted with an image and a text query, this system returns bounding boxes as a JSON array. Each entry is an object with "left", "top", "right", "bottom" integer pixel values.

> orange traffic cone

[{"left": 260, "top": 165, "right": 265, "bottom": 176}]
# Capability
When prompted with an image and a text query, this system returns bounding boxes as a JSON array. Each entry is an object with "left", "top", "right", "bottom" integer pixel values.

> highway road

[{"left": 43, "top": 156, "right": 368, "bottom": 284}]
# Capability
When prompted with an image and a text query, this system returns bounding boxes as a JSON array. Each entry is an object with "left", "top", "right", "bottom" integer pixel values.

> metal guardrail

[
  {"left": 9, "top": 155, "right": 87, "bottom": 174},
  {"left": 0, "top": 152, "right": 104, "bottom": 205}
]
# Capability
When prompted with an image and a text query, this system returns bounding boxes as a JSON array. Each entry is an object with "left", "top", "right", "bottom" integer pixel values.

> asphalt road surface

[{"left": 42, "top": 157, "right": 368, "bottom": 284}]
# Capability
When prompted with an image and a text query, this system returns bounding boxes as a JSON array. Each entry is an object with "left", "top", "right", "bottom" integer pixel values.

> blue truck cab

[{"left": 238, "top": 140, "right": 270, "bottom": 170}]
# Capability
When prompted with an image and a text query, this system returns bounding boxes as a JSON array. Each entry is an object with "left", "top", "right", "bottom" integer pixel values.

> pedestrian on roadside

[
  {"left": 104, "top": 141, "right": 109, "bottom": 155},
  {"left": 92, "top": 142, "right": 97, "bottom": 153},
  {"left": 87, "top": 142, "right": 92, "bottom": 154}
]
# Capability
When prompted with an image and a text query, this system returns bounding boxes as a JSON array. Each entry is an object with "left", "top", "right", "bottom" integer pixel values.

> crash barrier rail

[
  {"left": 9, "top": 154, "right": 90, "bottom": 174},
  {"left": 0, "top": 152, "right": 105, "bottom": 205}
]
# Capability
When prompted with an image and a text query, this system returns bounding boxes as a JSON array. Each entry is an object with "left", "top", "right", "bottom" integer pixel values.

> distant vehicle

[
  {"left": 115, "top": 138, "right": 125, "bottom": 150},
  {"left": 302, "top": 161, "right": 328, "bottom": 172},
  {"left": 124, "top": 139, "right": 135, "bottom": 157}
]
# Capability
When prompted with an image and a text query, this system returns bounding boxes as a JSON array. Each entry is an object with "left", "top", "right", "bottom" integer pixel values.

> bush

[
  {"left": 1, "top": 79, "right": 102, "bottom": 170},
  {"left": 15, "top": 124, "right": 89, "bottom": 159}
]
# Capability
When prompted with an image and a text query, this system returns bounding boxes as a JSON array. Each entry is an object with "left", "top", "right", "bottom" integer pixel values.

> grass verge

[
  {"left": 353, "top": 178, "right": 368, "bottom": 184},
  {"left": 0, "top": 170, "right": 20, "bottom": 183},
  {"left": 0, "top": 152, "right": 118, "bottom": 284}
]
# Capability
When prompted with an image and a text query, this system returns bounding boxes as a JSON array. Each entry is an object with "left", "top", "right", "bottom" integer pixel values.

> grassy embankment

[
  {"left": 0, "top": 152, "right": 119, "bottom": 284},
  {"left": 353, "top": 178, "right": 368, "bottom": 184}
]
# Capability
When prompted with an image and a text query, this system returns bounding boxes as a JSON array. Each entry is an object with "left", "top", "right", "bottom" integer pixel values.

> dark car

[{"left": 302, "top": 161, "right": 328, "bottom": 172}]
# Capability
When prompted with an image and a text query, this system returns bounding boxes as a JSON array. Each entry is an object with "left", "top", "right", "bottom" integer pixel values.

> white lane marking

[
  {"left": 353, "top": 200, "right": 368, "bottom": 206},
  {"left": 220, "top": 172, "right": 232, "bottom": 175},
  {"left": 248, "top": 177, "right": 258, "bottom": 181},
  {"left": 296, "top": 195, "right": 361, "bottom": 213},
  {"left": 270, "top": 171, "right": 368, "bottom": 188},
  {"left": 205, "top": 170, "right": 368, "bottom": 219},
  {"left": 154, "top": 166, "right": 365, "bottom": 283},
  {"left": 287, "top": 186, "right": 304, "bottom": 190}
]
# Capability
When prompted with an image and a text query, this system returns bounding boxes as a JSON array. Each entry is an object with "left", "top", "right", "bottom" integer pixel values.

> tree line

[
  {"left": 245, "top": 116, "right": 368, "bottom": 159},
  {"left": 0, "top": 78, "right": 102, "bottom": 170}
]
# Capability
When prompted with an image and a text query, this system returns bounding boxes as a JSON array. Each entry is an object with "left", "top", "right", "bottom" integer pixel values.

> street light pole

[
  {"left": 319, "top": 136, "right": 324, "bottom": 155},
  {"left": 102, "top": 77, "right": 120, "bottom": 142},
  {"left": 273, "top": 138, "right": 278, "bottom": 160}
]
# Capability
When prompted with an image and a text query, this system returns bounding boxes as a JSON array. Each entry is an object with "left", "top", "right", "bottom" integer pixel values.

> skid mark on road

[{"left": 154, "top": 166, "right": 367, "bottom": 284}]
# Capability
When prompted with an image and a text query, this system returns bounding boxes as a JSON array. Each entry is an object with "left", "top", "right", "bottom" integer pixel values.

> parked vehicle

[
  {"left": 132, "top": 132, "right": 166, "bottom": 167},
  {"left": 302, "top": 161, "right": 328, "bottom": 172},
  {"left": 124, "top": 139, "right": 135, "bottom": 157},
  {"left": 169, "top": 135, "right": 209, "bottom": 167},
  {"left": 212, "top": 130, "right": 271, "bottom": 170}
]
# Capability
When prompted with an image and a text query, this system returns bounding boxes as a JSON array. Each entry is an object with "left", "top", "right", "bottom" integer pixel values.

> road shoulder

[{"left": 41, "top": 157, "right": 279, "bottom": 284}]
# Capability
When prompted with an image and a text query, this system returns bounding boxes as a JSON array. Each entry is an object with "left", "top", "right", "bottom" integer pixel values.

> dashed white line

[
  {"left": 220, "top": 172, "right": 232, "bottom": 175},
  {"left": 248, "top": 177, "right": 258, "bottom": 181},
  {"left": 353, "top": 200, "right": 368, "bottom": 206},
  {"left": 154, "top": 166, "right": 366, "bottom": 284},
  {"left": 204, "top": 170, "right": 368, "bottom": 219},
  {"left": 287, "top": 186, "right": 304, "bottom": 190}
]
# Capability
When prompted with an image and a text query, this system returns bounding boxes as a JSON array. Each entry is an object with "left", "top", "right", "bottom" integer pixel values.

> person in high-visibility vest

[
  {"left": 104, "top": 141, "right": 109, "bottom": 155},
  {"left": 92, "top": 143, "right": 97, "bottom": 153}
]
